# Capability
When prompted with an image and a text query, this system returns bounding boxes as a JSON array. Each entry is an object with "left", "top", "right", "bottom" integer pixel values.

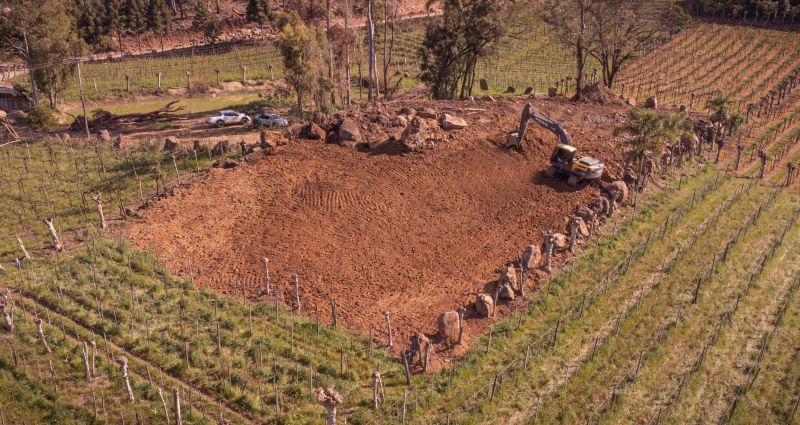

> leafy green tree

[
  {"left": 106, "top": 0, "right": 126, "bottom": 50},
  {"left": 0, "top": 0, "right": 87, "bottom": 108},
  {"left": 418, "top": 0, "right": 504, "bottom": 99},
  {"left": 615, "top": 108, "right": 691, "bottom": 187},
  {"left": 706, "top": 91, "right": 745, "bottom": 161},
  {"left": 706, "top": 91, "right": 744, "bottom": 132},
  {"left": 125, "top": 0, "right": 149, "bottom": 35},
  {"left": 76, "top": 0, "right": 109, "bottom": 48},
  {"left": 246, "top": 0, "right": 272, "bottom": 24},
  {"left": 278, "top": 13, "right": 327, "bottom": 114},
  {"left": 148, "top": 0, "right": 173, "bottom": 50},
  {"left": 192, "top": 0, "right": 223, "bottom": 43}
]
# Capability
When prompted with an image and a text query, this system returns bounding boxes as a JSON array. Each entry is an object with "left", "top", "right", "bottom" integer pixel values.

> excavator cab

[{"left": 551, "top": 144, "right": 577, "bottom": 166}]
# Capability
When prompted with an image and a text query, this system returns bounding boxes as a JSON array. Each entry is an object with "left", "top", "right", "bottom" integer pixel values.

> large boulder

[
  {"left": 259, "top": 130, "right": 283, "bottom": 149},
  {"left": 552, "top": 233, "right": 569, "bottom": 251},
  {"left": 574, "top": 217, "right": 590, "bottom": 238},
  {"left": 399, "top": 107, "right": 416, "bottom": 116},
  {"left": 440, "top": 114, "right": 468, "bottom": 131},
  {"left": 437, "top": 311, "right": 460, "bottom": 343},
  {"left": 163, "top": 136, "right": 179, "bottom": 151},
  {"left": 417, "top": 107, "right": 437, "bottom": 119},
  {"left": 98, "top": 129, "right": 112, "bottom": 142},
  {"left": 548, "top": 87, "right": 558, "bottom": 97},
  {"left": 211, "top": 140, "right": 230, "bottom": 156},
  {"left": 498, "top": 264, "right": 518, "bottom": 289},
  {"left": 400, "top": 117, "right": 432, "bottom": 151},
  {"left": 301, "top": 122, "right": 326, "bottom": 140},
  {"left": 521, "top": 244, "right": 542, "bottom": 270},
  {"left": 338, "top": 118, "right": 361, "bottom": 142},
  {"left": 644, "top": 96, "right": 658, "bottom": 109},
  {"left": 475, "top": 293, "right": 494, "bottom": 318},
  {"left": 499, "top": 283, "right": 516, "bottom": 301},
  {"left": 575, "top": 206, "right": 595, "bottom": 224},
  {"left": 607, "top": 180, "right": 629, "bottom": 204},
  {"left": 193, "top": 140, "right": 211, "bottom": 153},
  {"left": 392, "top": 115, "right": 409, "bottom": 128}
]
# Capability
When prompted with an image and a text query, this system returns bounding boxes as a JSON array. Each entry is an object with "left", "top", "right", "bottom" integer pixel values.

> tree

[
  {"left": 367, "top": 0, "right": 378, "bottom": 100},
  {"left": 106, "top": 0, "right": 126, "bottom": 50},
  {"left": 615, "top": 108, "right": 691, "bottom": 188},
  {"left": 76, "top": 0, "right": 108, "bottom": 49},
  {"left": 278, "top": 13, "right": 328, "bottom": 114},
  {"left": 125, "top": 0, "right": 149, "bottom": 36},
  {"left": 148, "top": 0, "right": 173, "bottom": 51},
  {"left": 706, "top": 91, "right": 745, "bottom": 160},
  {"left": 418, "top": 0, "right": 504, "bottom": 99},
  {"left": 193, "top": 0, "right": 222, "bottom": 43},
  {"left": 381, "top": 0, "right": 398, "bottom": 99},
  {"left": 542, "top": 0, "right": 594, "bottom": 100},
  {"left": 246, "top": 0, "right": 272, "bottom": 24},
  {"left": 587, "top": 0, "right": 689, "bottom": 89},
  {"left": 0, "top": 0, "right": 87, "bottom": 108}
]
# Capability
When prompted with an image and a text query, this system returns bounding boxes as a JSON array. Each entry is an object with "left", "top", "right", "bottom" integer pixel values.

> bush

[{"left": 25, "top": 104, "right": 59, "bottom": 131}]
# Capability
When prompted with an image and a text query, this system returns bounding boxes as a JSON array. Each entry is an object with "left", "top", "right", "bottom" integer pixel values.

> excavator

[{"left": 507, "top": 103, "right": 605, "bottom": 186}]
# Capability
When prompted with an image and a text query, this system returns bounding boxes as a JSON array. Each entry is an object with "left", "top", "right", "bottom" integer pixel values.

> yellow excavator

[{"left": 507, "top": 103, "right": 605, "bottom": 186}]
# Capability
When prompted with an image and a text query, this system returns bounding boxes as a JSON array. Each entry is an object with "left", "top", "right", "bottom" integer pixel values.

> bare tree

[
  {"left": 542, "top": 0, "right": 595, "bottom": 100},
  {"left": 382, "top": 0, "right": 398, "bottom": 99},
  {"left": 326, "top": 0, "right": 337, "bottom": 104},
  {"left": 367, "top": 0, "right": 378, "bottom": 101},
  {"left": 587, "top": 0, "right": 688, "bottom": 88}
]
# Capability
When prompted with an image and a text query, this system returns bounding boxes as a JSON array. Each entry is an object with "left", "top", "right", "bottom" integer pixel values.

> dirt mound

[
  {"left": 125, "top": 98, "right": 626, "bottom": 359},
  {"left": 580, "top": 83, "right": 627, "bottom": 106}
]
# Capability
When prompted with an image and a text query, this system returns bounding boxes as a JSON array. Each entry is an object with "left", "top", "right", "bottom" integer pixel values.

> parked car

[
  {"left": 205, "top": 110, "right": 250, "bottom": 128},
  {"left": 255, "top": 113, "right": 289, "bottom": 128}
]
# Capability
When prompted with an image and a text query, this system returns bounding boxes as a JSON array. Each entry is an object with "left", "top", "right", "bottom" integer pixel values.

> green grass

[{"left": 65, "top": 92, "right": 267, "bottom": 117}]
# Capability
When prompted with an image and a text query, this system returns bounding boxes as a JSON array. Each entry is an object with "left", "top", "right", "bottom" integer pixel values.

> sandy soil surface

[{"left": 125, "top": 96, "right": 629, "bottom": 361}]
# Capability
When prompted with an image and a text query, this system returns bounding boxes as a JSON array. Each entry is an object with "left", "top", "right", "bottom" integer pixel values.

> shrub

[{"left": 25, "top": 104, "right": 59, "bottom": 131}]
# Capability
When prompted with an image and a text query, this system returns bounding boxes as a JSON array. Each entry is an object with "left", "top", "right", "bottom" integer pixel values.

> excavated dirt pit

[{"left": 126, "top": 97, "right": 628, "bottom": 361}]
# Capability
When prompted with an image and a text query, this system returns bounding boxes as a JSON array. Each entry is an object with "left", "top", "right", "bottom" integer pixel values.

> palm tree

[
  {"left": 706, "top": 91, "right": 744, "bottom": 161},
  {"left": 615, "top": 108, "right": 692, "bottom": 190}
]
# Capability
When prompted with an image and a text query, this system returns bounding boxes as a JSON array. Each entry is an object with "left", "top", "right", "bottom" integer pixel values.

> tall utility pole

[{"left": 76, "top": 59, "right": 91, "bottom": 139}]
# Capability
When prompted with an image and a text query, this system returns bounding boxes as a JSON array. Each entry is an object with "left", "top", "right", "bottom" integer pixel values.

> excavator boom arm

[{"left": 516, "top": 103, "right": 572, "bottom": 146}]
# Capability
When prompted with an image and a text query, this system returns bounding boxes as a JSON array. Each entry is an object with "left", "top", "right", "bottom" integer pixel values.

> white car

[
  {"left": 205, "top": 110, "right": 251, "bottom": 128},
  {"left": 255, "top": 113, "right": 289, "bottom": 128}
]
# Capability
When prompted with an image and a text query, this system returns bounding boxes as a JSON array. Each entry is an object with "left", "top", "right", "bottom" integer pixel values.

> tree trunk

[
  {"left": 326, "top": 0, "right": 336, "bottom": 105},
  {"left": 367, "top": 0, "right": 377, "bottom": 101},
  {"left": 344, "top": 0, "right": 352, "bottom": 105},
  {"left": 296, "top": 86, "right": 304, "bottom": 116},
  {"left": 574, "top": 0, "right": 587, "bottom": 100}
]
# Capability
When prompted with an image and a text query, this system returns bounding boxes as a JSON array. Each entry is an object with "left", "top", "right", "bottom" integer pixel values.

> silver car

[
  {"left": 255, "top": 113, "right": 289, "bottom": 128},
  {"left": 205, "top": 110, "right": 251, "bottom": 128}
]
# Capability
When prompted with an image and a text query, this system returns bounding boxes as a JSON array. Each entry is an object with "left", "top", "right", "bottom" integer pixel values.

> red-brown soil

[{"left": 125, "top": 97, "right": 628, "bottom": 359}]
